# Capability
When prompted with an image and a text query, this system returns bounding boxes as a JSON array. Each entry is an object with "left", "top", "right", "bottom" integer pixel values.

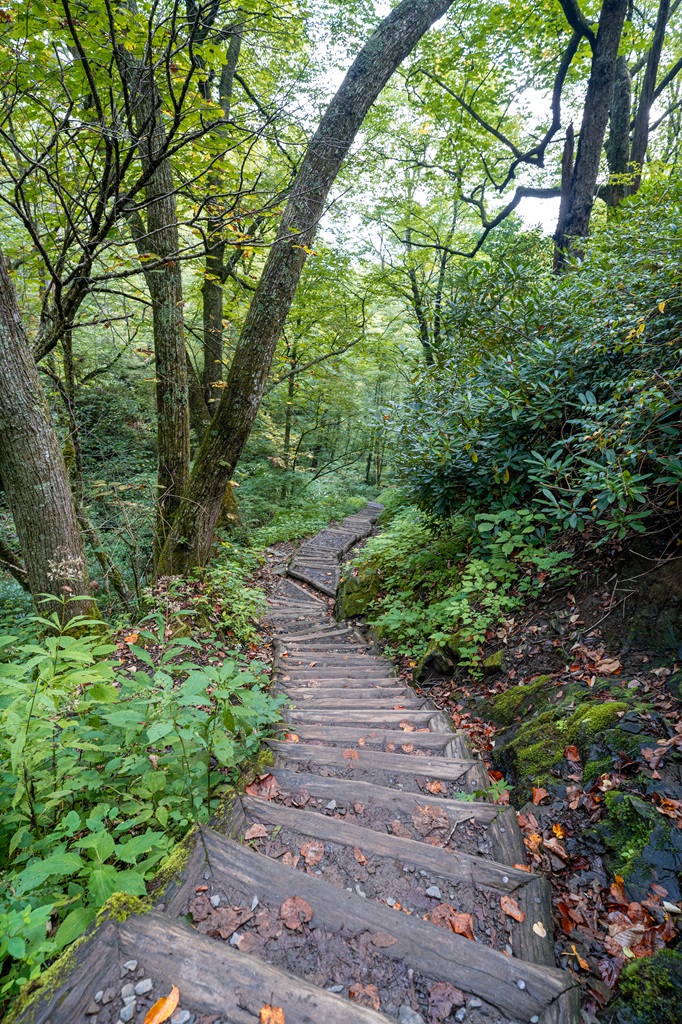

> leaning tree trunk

[
  {"left": 554, "top": 0, "right": 628, "bottom": 267},
  {"left": 628, "top": 0, "right": 670, "bottom": 193},
  {"left": 0, "top": 255, "right": 99, "bottom": 623},
  {"left": 157, "top": 0, "right": 455, "bottom": 574}
]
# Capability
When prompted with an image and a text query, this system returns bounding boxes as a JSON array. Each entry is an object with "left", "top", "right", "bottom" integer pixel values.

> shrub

[{"left": 394, "top": 176, "right": 682, "bottom": 539}]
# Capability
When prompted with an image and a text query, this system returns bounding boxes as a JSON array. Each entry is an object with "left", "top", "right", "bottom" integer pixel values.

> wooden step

[
  {"left": 278, "top": 686, "right": 416, "bottom": 702},
  {"left": 167, "top": 828, "right": 578, "bottom": 1024},
  {"left": 241, "top": 794, "right": 555, "bottom": 965},
  {"left": 275, "top": 724, "right": 455, "bottom": 749},
  {"left": 283, "top": 708, "right": 440, "bottom": 725},
  {"left": 15, "top": 913, "right": 388, "bottom": 1024},
  {"left": 268, "top": 740, "right": 489, "bottom": 790},
  {"left": 277, "top": 677, "right": 403, "bottom": 689}
]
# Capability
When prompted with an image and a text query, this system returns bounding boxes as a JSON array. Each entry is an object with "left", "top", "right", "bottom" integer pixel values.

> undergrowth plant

[
  {"left": 345, "top": 505, "right": 571, "bottom": 665},
  {"left": 0, "top": 604, "right": 284, "bottom": 998}
]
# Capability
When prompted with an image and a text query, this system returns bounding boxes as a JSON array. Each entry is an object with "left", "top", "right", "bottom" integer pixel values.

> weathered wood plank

[{"left": 268, "top": 740, "right": 482, "bottom": 782}]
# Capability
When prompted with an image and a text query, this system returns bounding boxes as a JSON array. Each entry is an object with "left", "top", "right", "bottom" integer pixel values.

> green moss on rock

[
  {"left": 485, "top": 676, "right": 553, "bottom": 726},
  {"left": 613, "top": 949, "right": 682, "bottom": 1024},
  {"left": 336, "top": 572, "right": 381, "bottom": 619},
  {"left": 567, "top": 700, "right": 627, "bottom": 756},
  {"left": 499, "top": 711, "right": 564, "bottom": 788},
  {"left": 481, "top": 649, "right": 505, "bottom": 675}
]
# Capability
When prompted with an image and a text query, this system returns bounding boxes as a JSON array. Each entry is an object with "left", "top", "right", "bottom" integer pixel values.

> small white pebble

[
  {"left": 531, "top": 1017, "right": 539, "bottom": 1023},
  {"left": 123, "top": 960, "right": 138, "bottom": 973},
  {"left": 209, "top": 895, "right": 220, "bottom": 908},
  {"left": 251, "top": 895, "right": 259, "bottom": 910},
  {"left": 170, "top": 1010, "right": 191, "bottom": 1024},
  {"left": 95, "top": 992, "right": 104, "bottom": 1004},
  {"left": 386, "top": 897, "right": 396, "bottom": 907},
  {"left": 134, "top": 979, "right": 153, "bottom": 996},
  {"left": 325, "top": 800, "right": 337, "bottom": 810},
  {"left": 355, "top": 884, "right": 366, "bottom": 898},
  {"left": 123, "top": 996, "right": 136, "bottom": 1007},
  {"left": 121, "top": 985, "right": 134, "bottom": 1000},
  {"left": 502, "top": 876, "right": 509, "bottom": 884},
  {"left": 517, "top": 979, "right": 526, "bottom": 990},
  {"left": 229, "top": 932, "right": 242, "bottom": 946},
  {"left": 425, "top": 885, "right": 442, "bottom": 899}
]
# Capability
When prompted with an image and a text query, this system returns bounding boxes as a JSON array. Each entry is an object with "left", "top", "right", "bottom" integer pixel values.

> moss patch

[
  {"left": 496, "top": 710, "right": 564, "bottom": 790},
  {"left": 336, "top": 571, "right": 382, "bottom": 619},
  {"left": 612, "top": 948, "right": 682, "bottom": 1024},
  {"left": 567, "top": 700, "right": 627, "bottom": 757},
  {"left": 485, "top": 676, "right": 553, "bottom": 726}
]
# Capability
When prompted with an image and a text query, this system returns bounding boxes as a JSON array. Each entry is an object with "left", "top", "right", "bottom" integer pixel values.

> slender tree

[{"left": 157, "top": 0, "right": 456, "bottom": 573}]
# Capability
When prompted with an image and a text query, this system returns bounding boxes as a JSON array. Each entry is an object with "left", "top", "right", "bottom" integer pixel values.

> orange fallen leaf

[
  {"left": 425, "top": 904, "right": 475, "bottom": 940},
  {"left": 426, "top": 780, "right": 445, "bottom": 795},
  {"left": 532, "top": 786, "right": 549, "bottom": 805},
  {"left": 300, "top": 839, "right": 324, "bottom": 866},
  {"left": 260, "top": 1006, "right": 285, "bottom": 1024},
  {"left": 343, "top": 748, "right": 359, "bottom": 759},
  {"left": 571, "top": 943, "right": 589, "bottom": 970},
  {"left": 401, "top": 743, "right": 414, "bottom": 753},
  {"left": 552, "top": 823, "right": 565, "bottom": 839},
  {"left": 349, "top": 983, "right": 380, "bottom": 1010},
  {"left": 399, "top": 721, "right": 415, "bottom": 731},
  {"left": 244, "top": 823, "right": 268, "bottom": 841},
  {"left": 565, "top": 745, "right": 581, "bottom": 763},
  {"left": 353, "top": 847, "right": 367, "bottom": 865},
  {"left": 144, "top": 986, "right": 179, "bottom": 1024},
  {"left": 500, "top": 895, "right": 525, "bottom": 922},
  {"left": 124, "top": 632, "right": 139, "bottom": 645},
  {"left": 280, "top": 896, "right": 313, "bottom": 930},
  {"left": 284, "top": 732, "right": 299, "bottom": 743},
  {"left": 513, "top": 863, "right": 531, "bottom": 872}
]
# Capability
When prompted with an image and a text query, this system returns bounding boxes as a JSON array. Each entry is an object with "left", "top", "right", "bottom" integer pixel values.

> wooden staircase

[{"left": 19, "top": 503, "right": 579, "bottom": 1024}]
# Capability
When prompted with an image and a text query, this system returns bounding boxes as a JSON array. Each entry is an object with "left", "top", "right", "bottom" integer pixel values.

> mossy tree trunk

[{"left": 0, "top": 255, "right": 99, "bottom": 623}]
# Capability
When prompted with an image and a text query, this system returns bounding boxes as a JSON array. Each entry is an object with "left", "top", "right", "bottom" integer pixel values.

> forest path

[{"left": 17, "top": 504, "right": 579, "bottom": 1024}]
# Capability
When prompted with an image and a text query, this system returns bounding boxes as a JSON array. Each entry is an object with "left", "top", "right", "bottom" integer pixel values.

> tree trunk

[
  {"left": 202, "top": 27, "right": 242, "bottom": 413},
  {"left": 123, "top": 56, "right": 190, "bottom": 558},
  {"left": 628, "top": 0, "right": 670, "bottom": 192},
  {"left": 604, "top": 55, "right": 632, "bottom": 207},
  {"left": 0, "top": 255, "right": 99, "bottom": 623},
  {"left": 157, "top": 0, "right": 455, "bottom": 575},
  {"left": 554, "top": 0, "right": 628, "bottom": 266},
  {"left": 553, "top": 124, "right": 575, "bottom": 271}
]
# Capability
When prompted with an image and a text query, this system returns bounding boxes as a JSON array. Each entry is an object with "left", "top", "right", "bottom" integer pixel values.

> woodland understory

[{"left": 2, "top": 0, "right": 682, "bottom": 1020}]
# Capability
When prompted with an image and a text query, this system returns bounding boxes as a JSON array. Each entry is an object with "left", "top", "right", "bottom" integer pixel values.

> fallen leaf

[
  {"left": 544, "top": 837, "right": 569, "bottom": 861},
  {"left": 532, "top": 786, "right": 549, "bottom": 805},
  {"left": 425, "top": 904, "right": 475, "bottom": 940},
  {"left": 565, "top": 745, "right": 581, "bottom": 763},
  {"left": 370, "top": 931, "right": 398, "bottom": 947},
  {"left": 349, "top": 983, "right": 380, "bottom": 1010},
  {"left": 428, "top": 981, "right": 464, "bottom": 1023},
  {"left": 244, "top": 823, "right": 268, "bottom": 841},
  {"left": 144, "top": 986, "right": 180, "bottom": 1024},
  {"left": 283, "top": 733, "right": 299, "bottom": 743},
  {"left": 342, "top": 748, "right": 359, "bottom": 759},
  {"left": 513, "top": 863, "right": 531, "bottom": 872},
  {"left": 281, "top": 851, "right": 300, "bottom": 868},
  {"left": 552, "top": 823, "right": 565, "bottom": 839},
  {"left": 236, "top": 932, "right": 261, "bottom": 953},
  {"left": 260, "top": 1006, "right": 285, "bottom": 1024},
  {"left": 571, "top": 943, "right": 589, "bottom": 970},
  {"left": 401, "top": 743, "right": 415, "bottom": 753},
  {"left": 300, "top": 840, "right": 324, "bottom": 867},
  {"left": 197, "top": 905, "right": 253, "bottom": 940},
  {"left": 353, "top": 803, "right": 366, "bottom": 814},
  {"left": 399, "top": 720, "right": 415, "bottom": 731},
  {"left": 426, "top": 780, "right": 445, "bottom": 795},
  {"left": 596, "top": 658, "right": 621, "bottom": 675},
  {"left": 124, "top": 631, "right": 139, "bottom": 645},
  {"left": 245, "top": 774, "right": 281, "bottom": 800},
  {"left": 500, "top": 895, "right": 525, "bottom": 922},
  {"left": 533, "top": 921, "right": 547, "bottom": 938},
  {"left": 280, "top": 896, "right": 313, "bottom": 930},
  {"left": 353, "top": 847, "right": 367, "bottom": 865}
]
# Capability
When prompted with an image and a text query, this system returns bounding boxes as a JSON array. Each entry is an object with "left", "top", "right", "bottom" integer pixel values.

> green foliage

[
  {"left": 615, "top": 949, "right": 682, "bottom": 1024},
  {"left": 394, "top": 178, "right": 682, "bottom": 540},
  {"left": 0, "top": 615, "right": 283, "bottom": 996},
  {"left": 345, "top": 504, "right": 570, "bottom": 665},
  {"left": 250, "top": 490, "right": 369, "bottom": 547}
]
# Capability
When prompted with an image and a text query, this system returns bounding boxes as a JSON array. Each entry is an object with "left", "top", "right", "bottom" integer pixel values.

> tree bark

[
  {"left": 629, "top": 0, "right": 670, "bottom": 192},
  {"left": 554, "top": 0, "right": 628, "bottom": 266},
  {"left": 123, "top": 56, "right": 191, "bottom": 557},
  {"left": 157, "top": 0, "right": 455, "bottom": 574},
  {"left": 604, "top": 55, "right": 632, "bottom": 207},
  {"left": 0, "top": 255, "right": 99, "bottom": 623}
]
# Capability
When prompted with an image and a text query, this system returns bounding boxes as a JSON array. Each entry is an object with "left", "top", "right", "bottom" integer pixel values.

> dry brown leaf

[
  {"left": 235, "top": 932, "right": 261, "bottom": 953},
  {"left": 281, "top": 851, "right": 300, "bottom": 868},
  {"left": 596, "top": 658, "right": 621, "bottom": 675},
  {"left": 245, "top": 773, "right": 281, "bottom": 800},
  {"left": 370, "top": 931, "right": 397, "bottom": 947},
  {"left": 425, "top": 904, "right": 475, "bottom": 941},
  {"left": 143, "top": 986, "right": 180, "bottom": 1024},
  {"left": 244, "top": 823, "right": 268, "bottom": 841},
  {"left": 280, "top": 896, "right": 313, "bottom": 930},
  {"left": 401, "top": 743, "right": 415, "bottom": 753},
  {"left": 197, "top": 905, "right": 253, "bottom": 940},
  {"left": 353, "top": 847, "right": 367, "bottom": 865},
  {"left": 260, "top": 1006, "right": 285, "bottom": 1024},
  {"left": 500, "top": 895, "right": 525, "bottom": 922},
  {"left": 426, "top": 780, "right": 445, "bottom": 795},
  {"left": 342, "top": 748, "right": 359, "bottom": 759},
  {"left": 283, "top": 732, "right": 299, "bottom": 743},
  {"left": 399, "top": 720, "right": 415, "bottom": 732},
  {"left": 428, "top": 981, "right": 464, "bottom": 1023},
  {"left": 300, "top": 840, "right": 324, "bottom": 867},
  {"left": 564, "top": 745, "right": 581, "bottom": 763},
  {"left": 124, "top": 632, "right": 139, "bottom": 645},
  {"left": 532, "top": 786, "right": 549, "bottom": 805},
  {"left": 349, "top": 983, "right": 380, "bottom": 1010}
]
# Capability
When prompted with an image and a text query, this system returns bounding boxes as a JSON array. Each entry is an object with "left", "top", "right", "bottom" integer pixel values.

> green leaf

[
  {"left": 146, "top": 721, "right": 175, "bottom": 745},
  {"left": 89, "top": 683, "right": 120, "bottom": 703},
  {"left": 7, "top": 936, "right": 26, "bottom": 959},
  {"left": 117, "top": 831, "right": 165, "bottom": 864},
  {"left": 78, "top": 831, "right": 115, "bottom": 862},
  {"left": 15, "top": 852, "right": 84, "bottom": 893},
  {"left": 127, "top": 644, "right": 155, "bottom": 668},
  {"left": 88, "top": 866, "right": 146, "bottom": 905},
  {"left": 54, "top": 907, "right": 96, "bottom": 950}
]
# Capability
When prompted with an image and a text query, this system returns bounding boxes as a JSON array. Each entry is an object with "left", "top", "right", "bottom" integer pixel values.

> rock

[
  {"left": 86, "top": 1002, "right": 100, "bottom": 1016},
  {"left": 398, "top": 1006, "right": 425, "bottom": 1024},
  {"left": 467, "top": 999, "right": 482, "bottom": 1009},
  {"left": 482, "top": 649, "right": 505, "bottom": 675},
  {"left": 95, "top": 992, "right": 104, "bottom": 1004},
  {"left": 325, "top": 800, "right": 337, "bottom": 810},
  {"left": 413, "top": 644, "right": 457, "bottom": 684},
  {"left": 123, "top": 960, "right": 138, "bottom": 973},
  {"left": 121, "top": 985, "right": 134, "bottom": 999},
  {"left": 123, "top": 997, "right": 136, "bottom": 1007},
  {"left": 335, "top": 572, "right": 381, "bottom": 619},
  {"left": 425, "top": 885, "right": 442, "bottom": 899},
  {"left": 327, "top": 986, "right": 344, "bottom": 994},
  {"left": 119, "top": 1002, "right": 136, "bottom": 1022},
  {"left": 102, "top": 988, "right": 116, "bottom": 1005},
  {"left": 455, "top": 1010, "right": 467, "bottom": 1023},
  {"left": 134, "top": 979, "right": 153, "bottom": 996},
  {"left": 210, "top": 895, "right": 221, "bottom": 907},
  {"left": 170, "top": 1011, "right": 192, "bottom": 1024},
  {"left": 386, "top": 897, "right": 396, "bottom": 907}
]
